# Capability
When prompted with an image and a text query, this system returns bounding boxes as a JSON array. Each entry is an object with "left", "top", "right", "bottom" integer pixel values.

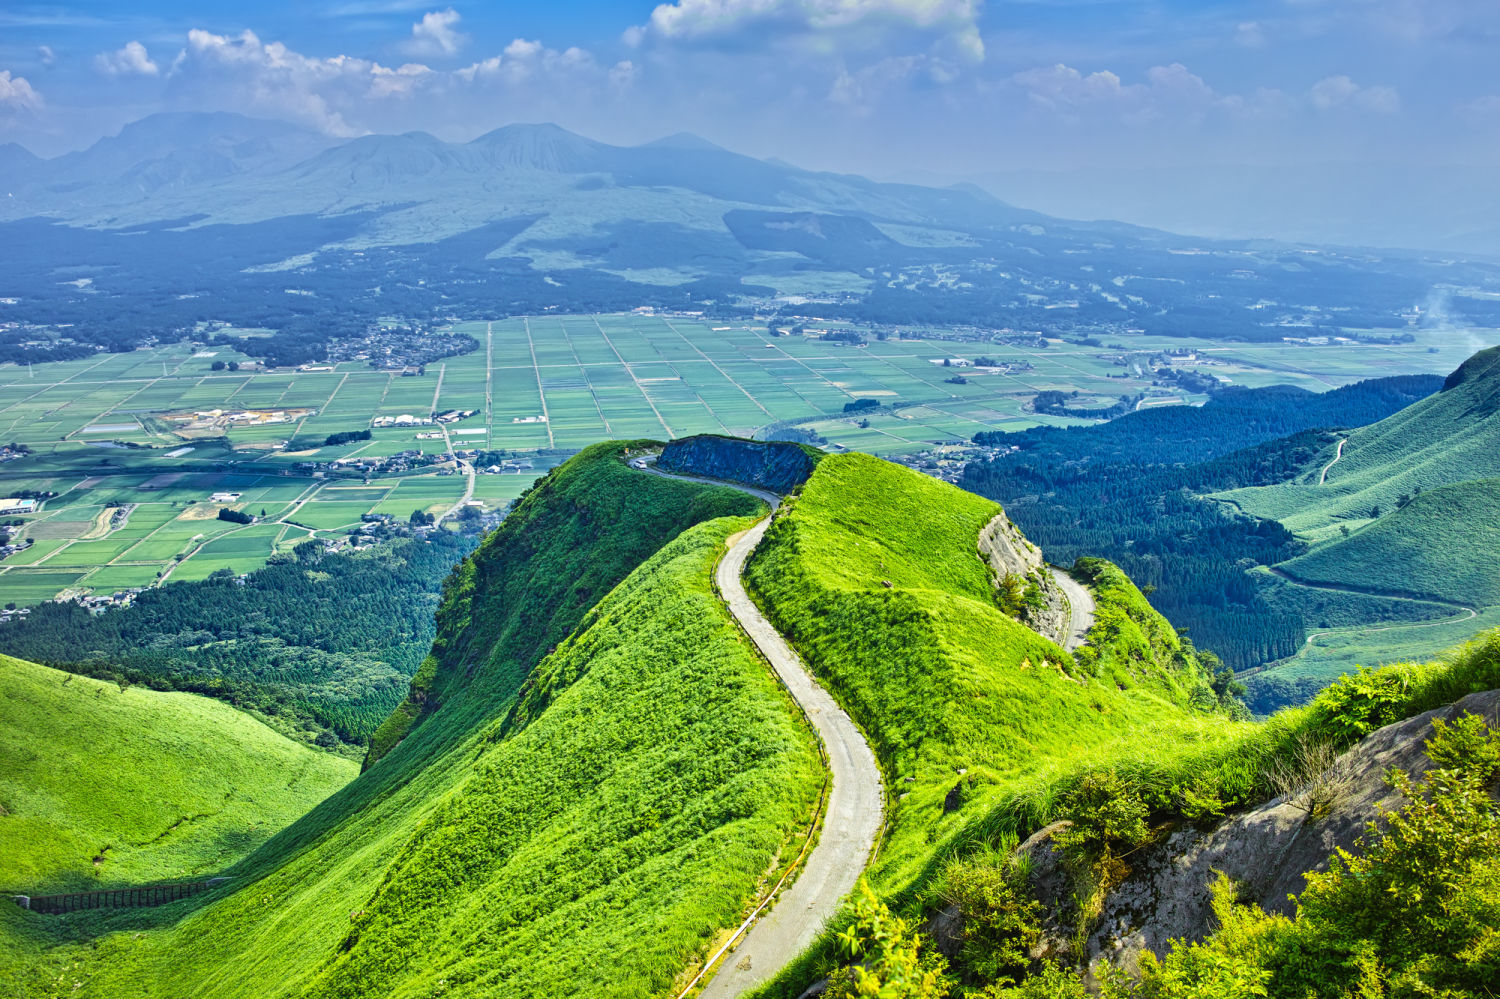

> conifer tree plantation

[{"left": 5, "top": 4, "right": 1500, "bottom": 996}]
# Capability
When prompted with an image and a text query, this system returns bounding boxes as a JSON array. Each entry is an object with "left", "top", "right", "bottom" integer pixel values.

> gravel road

[{"left": 635, "top": 459, "right": 883, "bottom": 998}]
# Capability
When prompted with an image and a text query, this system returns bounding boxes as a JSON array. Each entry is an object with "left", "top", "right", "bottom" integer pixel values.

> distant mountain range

[{"left": 4, "top": 112, "right": 1500, "bottom": 363}]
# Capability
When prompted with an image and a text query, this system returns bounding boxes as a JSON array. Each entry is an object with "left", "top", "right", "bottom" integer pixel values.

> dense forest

[
  {"left": 962, "top": 376, "right": 1441, "bottom": 671},
  {"left": 0, "top": 532, "right": 476, "bottom": 750}
]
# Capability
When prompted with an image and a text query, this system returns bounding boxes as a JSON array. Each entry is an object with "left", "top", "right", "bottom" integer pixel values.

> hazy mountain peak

[
  {"left": 467, "top": 122, "right": 604, "bottom": 171},
  {"left": 641, "top": 132, "right": 727, "bottom": 153}
]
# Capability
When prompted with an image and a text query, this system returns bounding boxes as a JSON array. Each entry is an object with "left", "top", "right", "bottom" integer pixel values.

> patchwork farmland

[{"left": 0, "top": 314, "right": 1473, "bottom": 602}]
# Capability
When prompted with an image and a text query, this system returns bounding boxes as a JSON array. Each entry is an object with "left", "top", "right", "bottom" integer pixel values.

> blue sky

[{"left": 0, "top": 1, "right": 1496, "bottom": 236}]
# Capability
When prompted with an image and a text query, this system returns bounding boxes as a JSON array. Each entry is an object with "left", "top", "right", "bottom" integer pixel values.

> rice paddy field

[{"left": 0, "top": 314, "right": 1486, "bottom": 602}]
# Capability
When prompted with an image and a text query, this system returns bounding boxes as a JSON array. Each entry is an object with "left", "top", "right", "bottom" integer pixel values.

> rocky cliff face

[
  {"left": 977, "top": 513, "right": 1070, "bottom": 646},
  {"left": 1014, "top": 688, "right": 1500, "bottom": 976},
  {"left": 657, "top": 435, "right": 819, "bottom": 494}
]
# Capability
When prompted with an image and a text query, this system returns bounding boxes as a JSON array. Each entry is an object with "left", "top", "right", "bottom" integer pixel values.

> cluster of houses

[
  {"left": 323, "top": 450, "right": 443, "bottom": 475},
  {"left": 167, "top": 407, "right": 315, "bottom": 432},
  {"left": 370, "top": 410, "right": 478, "bottom": 429}
]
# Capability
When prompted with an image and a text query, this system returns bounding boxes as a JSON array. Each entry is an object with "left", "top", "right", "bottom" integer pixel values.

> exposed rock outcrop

[
  {"left": 978, "top": 512, "right": 1070, "bottom": 645},
  {"left": 1017, "top": 689, "right": 1500, "bottom": 975},
  {"left": 658, "top": 435, "right": 818, "bottom": 494}
]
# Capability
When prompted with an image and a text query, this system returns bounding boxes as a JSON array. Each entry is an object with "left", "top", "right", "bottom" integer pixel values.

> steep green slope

[
  {"left": 0, "top": 533, "right": 475, "bottom": 750},
  {"left": 3, "top": 444, "right": 819, "bottom": 999},
  {"left": 0, "top": 654, "right": 355, "bottom": 893},
  {"left": 743, "top": 453, "right": 1232, "bottom": 896},
  {"left": 1276, "top": 478, "right": 1500, "bottom": 606},
  {"left": 365, "top": 439, "right": 762, "bottom": 765},
  {"left": 1218, "top": 346, "right": 1500, "bottom": 538}
]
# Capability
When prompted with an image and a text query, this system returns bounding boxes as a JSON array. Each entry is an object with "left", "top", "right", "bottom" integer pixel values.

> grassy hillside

[
  {"left": 743, "top": 453, "right": 1232, "bottom": 896},
  {"left": 0, "top": 533, "right": 475, "bottom": 751},
  {"left": 3, "top": 444, "right": 820, "bottom": 999},
  {"left": 365, "top": 439, "right": 762, "bottom": 765},
  {"left": 1218, "top": 346, "right": 1500, "bottom": 539},
  {"left": 0, "top": 654, "right": 355, "bottom": 893},
  {"left": 1275, "top": 477, "right": 1500, "bottom": 606}
]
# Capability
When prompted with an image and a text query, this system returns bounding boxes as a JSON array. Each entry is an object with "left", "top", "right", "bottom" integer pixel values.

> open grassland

[
  {"left": 1243, "top": 603, "right": 1500, "bottom": 713},
  {"left": 1215, "top": 346, "right": 1500, "bottom": 539},
  {"left": 1, "top": 448, "right": 821, "bottom": 999},
  {"left": 0, "top": 654, "right": 355, "bottom": 894},
  {"left": 743, "top": 454, "right": 1230, "bottom": 898},
  {"left": 1276, "top": 477, "right": 1500, "bottom": 606}
]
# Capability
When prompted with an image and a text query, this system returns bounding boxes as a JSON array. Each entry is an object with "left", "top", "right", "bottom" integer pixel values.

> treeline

[
  {"left": 975, "top": 376, "right": 1440, "bottom": 467},
  {"left": 961, "top": 376, "right": 1441, "bottom": 672},
  {"left": 0, "top": 533, "right": 476, "bottom": 749},
  {"left": 1032, "top": 389, "right": 1141, "bottom": 419}
]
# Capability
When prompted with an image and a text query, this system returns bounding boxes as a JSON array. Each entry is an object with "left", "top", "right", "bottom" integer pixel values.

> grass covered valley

[{"left": 3, "top": 433, "right": 1499, "bottom": 998}]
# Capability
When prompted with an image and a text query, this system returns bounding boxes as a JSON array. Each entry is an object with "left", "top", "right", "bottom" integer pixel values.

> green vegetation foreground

[
  {"left": 0, "top": 654, "right": 355, "bottom": 896},
  {"left": 1, "top": 443, "right": 822, "bottom": 999}
]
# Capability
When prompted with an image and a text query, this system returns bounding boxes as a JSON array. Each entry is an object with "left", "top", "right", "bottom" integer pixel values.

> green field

[
  {"left": 0, "top": 445, "right": 821, "bottom": 999},
  {"left": 0, "top": 316, "right": 1485, "bottom": 600},
  {"left": 1276, "top": 478, "right": 1500, "bottom": 606},
  {"left": 0, "top": 653, "right": 355, "bottom": 893},
  {"left": 743, "top": 453, "right": 1237, "bottom": 897}
]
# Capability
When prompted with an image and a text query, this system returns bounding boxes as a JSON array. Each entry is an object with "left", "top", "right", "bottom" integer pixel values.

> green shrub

[
  {"left": 1308, "top": 628, "right": 1500, "bottom": 743},
  {"left": 933, "top": 850, "right": 1042, "bottom": 987},
  {"left": 827, "top": 881, "right": 952, "bottom": 999}
]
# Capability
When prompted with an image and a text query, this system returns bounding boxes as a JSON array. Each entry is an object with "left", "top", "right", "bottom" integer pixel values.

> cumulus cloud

[
  {"left": 95, "top": 40, "right": 160, "bottom": 77},
  {"left": 0, "top": 69, "right": 42, "bottom": 110},
  {"left": 455, "top": 38, "right": 600, "bottom": 85},
  {"left": 1012, "top": 63, "right": 1249, "bottom": 123},
  {"left": 169, "top": 28, "right": 436, "bottom": 134},
  {"left": 404, "top": 8, "right": 468, "bottom": 58},
  {"left": 630, "top": 0, "right": 984, "bottom": 61},
  {"left": 155, "top": 28, "right": 624, "bottom": 137},
  {"left": 1011, "top": 62, "right": 1400, "bottom": 124},
  {"left": 1309, "top": 75, "right": 1399, "bottom": 113}
]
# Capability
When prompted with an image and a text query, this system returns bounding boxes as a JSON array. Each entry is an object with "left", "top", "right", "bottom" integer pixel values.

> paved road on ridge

[
  {"left": 637, "top": 461, "right": 884, "bottom": 999},
  {"left": 1049, "top": 567, "right": 1095, "bottom": 651}
]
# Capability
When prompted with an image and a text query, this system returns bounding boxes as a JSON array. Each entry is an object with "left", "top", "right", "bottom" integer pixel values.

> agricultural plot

[{"left": 0, "top": 315, "right": 1489, "bottom": 602}]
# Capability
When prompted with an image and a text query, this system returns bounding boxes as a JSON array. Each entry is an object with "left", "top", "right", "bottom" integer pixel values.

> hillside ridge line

[{"left": 636, "top": 459, "right": 884, "bottom": 998}]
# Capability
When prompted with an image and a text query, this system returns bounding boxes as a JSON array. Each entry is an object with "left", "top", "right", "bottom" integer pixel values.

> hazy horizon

[{"left": 1, "top": 1, "right": 1497, "bottom": 251}]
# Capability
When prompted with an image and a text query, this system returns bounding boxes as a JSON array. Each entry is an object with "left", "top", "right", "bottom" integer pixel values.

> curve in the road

[
  {"left": 1265, "top": 567, "right": 1478, "bottom": 648},
  {"left": 637, "top": 460, "right": 883, "bottom": 999},
  {"left": 1318, "top": 436, "right": 1348, "bottom": 486},
  {"left": 1048, "top": 567, "right": 1095, "bottom": 652}
]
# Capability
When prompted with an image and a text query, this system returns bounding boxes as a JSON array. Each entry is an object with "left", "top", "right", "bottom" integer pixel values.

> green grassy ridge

[
  {"left": 1215, "top": 346, "right": 1500, "bottom": 538},
  {"left": 308, "top": 520, "right": 822, "bottom": 999},
  {"left": 1274, "top": 477, "right": 1500, "bottom": 607},
  {"left": 364, "top": 439, "right": 762, "bottom": 766},
  {"left": 0, "top": 654, "right": 355, "bottom": 894},
  {"left": 742, "top": 453, "right": 1226, "bottom": 897},
  {"left": 3, "top": 447, "right": 818, "bottom": 999}
]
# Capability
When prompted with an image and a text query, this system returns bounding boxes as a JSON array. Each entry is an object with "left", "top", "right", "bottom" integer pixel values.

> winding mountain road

[
  {"left": 1319, "top": 436, "right": 1348, "bottom": 485},
  {"left": 635, "top": 459, "right": 884, "bottom": 999},
  {"left": 1048, "top": 567, "right": 1096, "bottom": 651}
]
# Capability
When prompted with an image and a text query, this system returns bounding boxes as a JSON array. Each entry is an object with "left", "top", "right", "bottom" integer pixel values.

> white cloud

[
  {"left": 1011, "top": 63, "right": 1401, "bottom": 124},
  {"left": 456, "top": 39, "right": 598, "bottom": 85},
  {"left": 404, "top": 8, "right": 468, "bottom": 58},
  {"left": 1458, "top": 94, "right": 1500, "bottom": 121},
  {"left": 1234, "top": 21, "right": 1265, "bottom": 48},
  {"left": 0, "top": 69, "right": 42, "bottom": 110},
  {"left": 631, "top": 0, "right": 984, "bottom": 61},
  {"left": 38, "top": 45, "right": 55, "bottom": 67},
  {"left": 1011, "top": 62, "right": 1241, "bottom": 122},
  {"left": 1309, "top": 75, "right": 1399, "bottom": 113},
  {"left": 95, "top": 41, "right": 160, "bottom": 77},
  {"left": 171, "top": 28, "right": 436, "bottom": 134}
]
